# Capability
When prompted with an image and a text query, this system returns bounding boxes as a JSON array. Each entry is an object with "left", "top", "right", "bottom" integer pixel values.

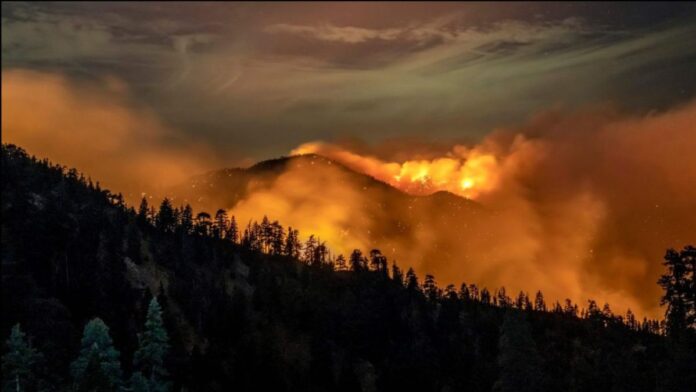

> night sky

[{"left": 3, "top": 2, "right": 695, "bottom": 161}]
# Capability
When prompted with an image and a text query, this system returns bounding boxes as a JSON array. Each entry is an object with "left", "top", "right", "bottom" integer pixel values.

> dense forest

[{"left": 1, "top": 143, "right": 695, "bottom": 392}]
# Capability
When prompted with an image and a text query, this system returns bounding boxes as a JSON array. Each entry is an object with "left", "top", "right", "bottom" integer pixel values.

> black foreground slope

[{"left": 1, "top": 144, "right": 695, "bottom": 392}]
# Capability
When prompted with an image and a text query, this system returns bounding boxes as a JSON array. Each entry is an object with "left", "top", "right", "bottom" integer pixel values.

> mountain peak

[
  {"left": 172, "top": 153, "right": 481, "bottom": 213},
  {"left": 247, "top": 153, "right": 346, "bottom": 173}
]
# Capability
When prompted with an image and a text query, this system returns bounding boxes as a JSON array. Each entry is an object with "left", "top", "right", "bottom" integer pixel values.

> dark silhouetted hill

[{"left": 2, "top": 144, "right": 694, "bottom": 391}]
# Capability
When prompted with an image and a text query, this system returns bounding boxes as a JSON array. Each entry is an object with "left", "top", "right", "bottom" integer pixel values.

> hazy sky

[{"left": 3, "top": 2, "right": 696, "bottom": 162}]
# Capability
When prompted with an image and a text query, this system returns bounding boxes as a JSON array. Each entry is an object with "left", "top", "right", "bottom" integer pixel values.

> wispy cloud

[
  {"left": 2, "top": 3, "right": 694, "bottom": 159},
  {"left": 265, "top": 23, "right": 405, "bottom": 44},
  {"left": 263, "top": 15, "right": 586, "bottom": 49},
  {"left": 264, "top": 14, "right": 461, "bottom": 45}
]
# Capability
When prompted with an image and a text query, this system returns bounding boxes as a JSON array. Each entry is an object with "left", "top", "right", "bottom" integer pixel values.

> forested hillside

[{"left": 1, "top": 144, "right": 694, "bottom": 392}]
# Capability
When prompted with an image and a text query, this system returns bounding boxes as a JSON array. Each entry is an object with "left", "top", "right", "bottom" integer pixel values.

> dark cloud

[{"left": 2, "top": 2, "right": 695, "bottom": 161}]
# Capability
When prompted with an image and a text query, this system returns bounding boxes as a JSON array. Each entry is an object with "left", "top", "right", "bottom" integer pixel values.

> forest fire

[
  {"left": 291, "top": 142, "right": 501, "bottom": 199},
  {"left": 2, "top": 2, "right": 696, "bottom": 390},
  {"left": 5, "top": 66, "right": 696, "bottom": 320}
]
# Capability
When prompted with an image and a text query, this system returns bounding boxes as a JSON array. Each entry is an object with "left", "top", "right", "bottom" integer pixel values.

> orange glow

[
  {"left": 1, "top": 69, "right": 218, "bottom": 203},
  {"left": 292, "top": 143, "right": 501, "bottom": 199},
  {"left": 284, "top": 103, "right": 696, "bottom": 320}
]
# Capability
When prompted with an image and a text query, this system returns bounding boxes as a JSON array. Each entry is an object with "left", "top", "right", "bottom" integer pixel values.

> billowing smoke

[
  {"left": 230, "top": 102, "right": 696, "bottom": 318},
  {"left": 291, "top": 141, "right": 503, "bottom": 199},
  {"left": 1, "top": 69, "right": 218, "bottom": 201},
  {"left": 230, "top": 157, "right": 376, "bottom": 252}
]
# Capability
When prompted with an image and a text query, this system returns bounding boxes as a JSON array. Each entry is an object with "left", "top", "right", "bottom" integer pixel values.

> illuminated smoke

[
  {"left": 1, "top": 69, "right": 219, "bottom": 201},
  {"left": 291, "top": 142, "right": 502, "bottom": 199},
  {"left": 277, "top": 103, "right": 696, "bottom": 318}
]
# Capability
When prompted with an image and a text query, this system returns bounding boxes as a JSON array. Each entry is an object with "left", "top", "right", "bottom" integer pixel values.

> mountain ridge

[
  {"left": 164, "top": 153, "right": 487, "bottom": 284},
  {"left": 165, "top": 153, "right": 484, "bottom": 217}
]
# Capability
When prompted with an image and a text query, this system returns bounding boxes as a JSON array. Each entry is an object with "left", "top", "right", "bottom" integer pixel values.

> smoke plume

[
  {"left": 235, "top": 102, "right": 696, "bottom": 318},
  {"left": 1, "top": 69, "right": 217, "bottom": 201}
]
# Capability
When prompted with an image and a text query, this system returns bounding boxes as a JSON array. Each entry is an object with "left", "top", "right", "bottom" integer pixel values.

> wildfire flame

[{"left": 291, "top": 142, "right": 500, "bottom": 199}]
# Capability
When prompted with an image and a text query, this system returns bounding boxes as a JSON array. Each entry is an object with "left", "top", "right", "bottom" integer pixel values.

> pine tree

[
  {"left": 303, "top": 235, "right": 318, "bottom": 264},
  {"left": 71, "top": 318, "right": 122, "bottom": 390},
  {"left": 494, "top": 311, "right": 543, "bottom": 392},
  {"left": 444, "top": 284, "right": 458, "bottom": 301},
  {"left": 480, "top": 288, "right": 491, "bottom": 305},
  {"left": 226, "top": 215, "right": 239, "bottom": 244},
  {"left": 349, "top": 249, "right": 366, "bottom": 272},
  {"left": 658, "top": 246, "right": 696, "bottom": 337},
  {"left": 534, "top": 291, "right": 546, "bottom": 312},
  {"left": 1, "top": 324, "right": 43, "bottom": 392},
  {"left": 270, "top": 221, "right": 285, "bottom": 255},
  {"left": 601, "top": 303, "right": 614, "bottom": 325},
  {"left": 405, "top": 268, "right": 419, "bottom": 291},
  {"left": 469, "top": 284, "right": 479, "bottom": 301},
  {"left": 564, "top": 299, "right": 578, "bottom": 317},
  {"left": 369, "top": 249, "right": 386, "bottom": 272},
  {"left": 77, "top": 350, "right": 113, "bottom": 392},
  {"left": 625, "top": 309, "right": 638, "bottom": 330},
  {"left": 156, "top": 198, "right": 176, "bottom": 233},
  {"left": 180, "top": 205, "right": 194, "bottom": 234},
  {"left": 258, "top": 216, "right": 271, "bottom": 252},
  {"left": 335, "top": 254, "right": 347, "bottom": 271},
  {"left": 313, "top": 241, "right": 328, "bottom": 266},
  {"left": 496, "top": 287, "right": 510, "bottom": 308},
  {"left": 213, "top": 209, "right": 229, "bottom": 239},
  {"left": 249, "top": 221, "right": 261, "bottom": 250},
  {"left": 241, "top": 222, "right": 251, "bottom": 248},
  {"left": 392, "top": 262, "right": 404, "bottom": 286},
  {"left": 515, "top": 291, "right": 527, "bottom": 309},
  {"left": 137, "top": 197, "right": 150, "bottom": 225},
  {"left": 458, "top": 282, "right": 470, "bottom": 300},
  {"left": 524, "top": 294, "right": 533, "bottom": 311},
  {"left": 133, "top": 298, "right": 170, "bottom": 392},
  {"left": 284, "top": 227, "right": 301, "bottom": 259},
  {"left": 423, "top": 274, "right": 440, "bottom": 302}
]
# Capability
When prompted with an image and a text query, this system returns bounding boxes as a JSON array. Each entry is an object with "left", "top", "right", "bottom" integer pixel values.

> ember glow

[
  {"left": 292, "top": 142, "right": 501, "bottom": 199},
  {"left": 273, "top": 104, "right": 696, "bottom": 319}
]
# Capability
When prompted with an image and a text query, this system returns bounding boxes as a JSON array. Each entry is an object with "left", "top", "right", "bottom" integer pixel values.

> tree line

[
  {"left": 135, "top": 194, "right": 691, "bottom": 337},
  {"left": 2, "top": 143, "right": 695, "bottom": 391}
]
